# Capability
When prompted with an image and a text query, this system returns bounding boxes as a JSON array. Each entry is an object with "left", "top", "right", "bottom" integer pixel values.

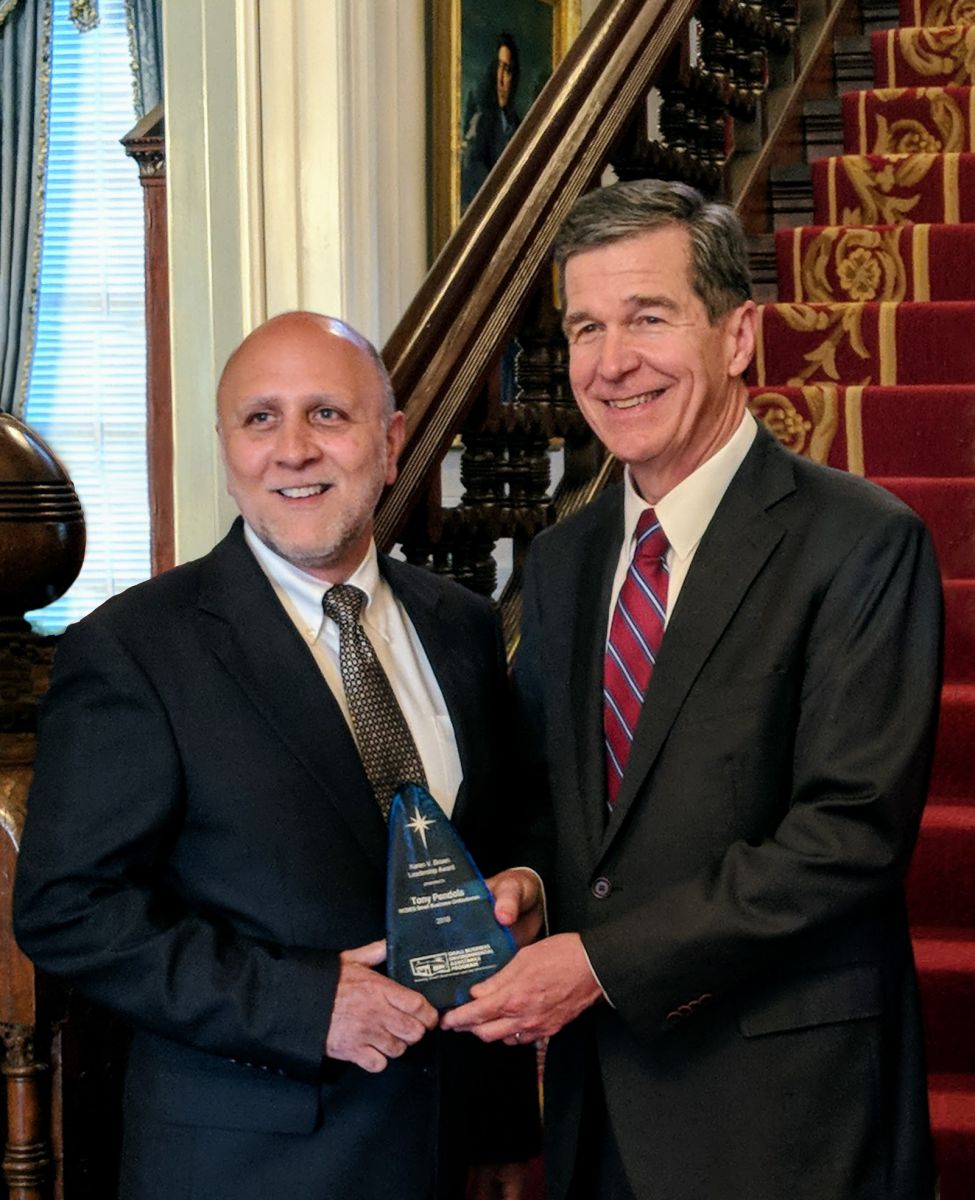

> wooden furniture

[
  {"left": 0, "top": 413, "right": 84, "bottom": 1198},
  {"left": 122, "top": 104, "right": 173, "bottom": 577}
]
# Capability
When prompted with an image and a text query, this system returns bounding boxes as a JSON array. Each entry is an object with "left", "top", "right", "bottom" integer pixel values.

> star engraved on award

[{"left": 386, "top": 782, "right": 516, "bottom": 1009}]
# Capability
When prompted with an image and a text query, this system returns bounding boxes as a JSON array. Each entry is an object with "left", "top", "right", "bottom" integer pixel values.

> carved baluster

[
  {"left": 460, "top": 425, "right": 503, "bottom": 509},
  {"left": 700, "top": 26, "right": 731, "bottom": 85},
  {"left": 749, "top": 45, "right": 768, "bottom": 97},
  {"left": 1, "top": 1026, "right": 50, "bottom": 1200},
  {"left": 775, "top": 0, "right": 798, "bottom": 36},
  {"left": 711, "top": 109, "right": 731, "bottom": 166},
  {"left": 660, "top": 85, "right": 691, "bottom": 153},
  {"left": 732, "top": 36, "right": 752, "bottom": 95}
]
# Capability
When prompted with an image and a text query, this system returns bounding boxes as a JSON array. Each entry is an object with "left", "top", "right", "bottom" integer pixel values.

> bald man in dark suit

[{"left": 15, "top": 313, "right": 538, "bottom": 1199}]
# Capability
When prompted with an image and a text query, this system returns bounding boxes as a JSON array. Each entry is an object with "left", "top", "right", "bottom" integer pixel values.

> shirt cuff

[{"left": 579, "top": 935, "right": 614, "bottom": 1007}]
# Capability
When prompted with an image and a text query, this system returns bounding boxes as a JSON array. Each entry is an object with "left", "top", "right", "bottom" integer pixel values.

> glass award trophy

[{"left": 386, "top": 782, "right": 516, "bottom": 1009}]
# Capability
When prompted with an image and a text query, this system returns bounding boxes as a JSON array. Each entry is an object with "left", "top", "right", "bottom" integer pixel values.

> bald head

[
  {"left": 217, "top": 312, "right": 396, "bottom": 427},
  {"left": 216, "top": 311, "right": 405, "bottom": 583}
]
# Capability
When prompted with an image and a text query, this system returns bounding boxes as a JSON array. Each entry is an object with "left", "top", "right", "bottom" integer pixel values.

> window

[{"left": 25, "top": 0, "right": 150, "bottom": 633}]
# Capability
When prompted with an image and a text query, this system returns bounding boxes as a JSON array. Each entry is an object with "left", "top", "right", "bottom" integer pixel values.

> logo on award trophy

[{"left": 386, "top": 782, "right": 516, "bottom": 1009}]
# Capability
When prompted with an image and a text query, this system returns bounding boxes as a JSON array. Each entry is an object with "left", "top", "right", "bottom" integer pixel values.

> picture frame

[{"left": 429, "top": 0, "right": 582, "bottom": 256}]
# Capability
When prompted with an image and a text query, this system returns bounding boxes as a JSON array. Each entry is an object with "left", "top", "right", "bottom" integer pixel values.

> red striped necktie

[{"left": 603, "top": 509, "right": 670, "bottom": 808}]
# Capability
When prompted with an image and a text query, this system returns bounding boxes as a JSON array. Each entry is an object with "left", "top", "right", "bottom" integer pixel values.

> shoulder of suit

[
  {"left": 380, "top": 553, "right": 496, "bottom": 616},
  {"left": 528, "top": 484, "right": 623, "bottom": 559},
  {"left": 777, "top": 440, "right": 922, "bottom": 529},
  {"left": 63, "top": 526, "right": 238, "bottom": 641}
]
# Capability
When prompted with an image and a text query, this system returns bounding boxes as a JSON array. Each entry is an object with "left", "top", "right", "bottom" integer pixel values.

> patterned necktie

[
  {"left": 603, "top": 509, "right": 670, "bottom": 808},
  {"left": 322, "top": 583, "right": 427, "bottom": 819}
]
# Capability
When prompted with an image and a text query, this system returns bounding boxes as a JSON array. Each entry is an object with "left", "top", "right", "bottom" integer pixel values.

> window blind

[{"left": 25, "top": 0, "right": 150, "bottom": 634}]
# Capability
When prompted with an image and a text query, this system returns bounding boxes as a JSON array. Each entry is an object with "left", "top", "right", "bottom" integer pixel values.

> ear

[
  {"left": 384, "top": 411, "right": 406, "bottom": 486},
  {"left": 726, "top": 301, "right": 757, "bottom": 379}
]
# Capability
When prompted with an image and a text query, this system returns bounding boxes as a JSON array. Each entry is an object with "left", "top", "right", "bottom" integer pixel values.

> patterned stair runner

[{"left": 750, "top": 0, "right": 975, "bottom": 1190}]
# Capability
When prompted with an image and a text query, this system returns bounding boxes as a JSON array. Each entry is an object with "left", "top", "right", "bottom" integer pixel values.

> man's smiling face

[
  {"left": 563, "top": 225, "right": 755, "bottom": 503},
  {"left": 217, "top": 314, "right": 404, "bottom": 582}
]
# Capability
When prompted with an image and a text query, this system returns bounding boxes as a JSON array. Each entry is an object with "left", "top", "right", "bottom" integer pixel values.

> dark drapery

[
  {"left": 125, "top": 0, "right": 161, "bottom": 117},
  {"left": 0, "top": 0, "right": 53, "bottom": 416}
]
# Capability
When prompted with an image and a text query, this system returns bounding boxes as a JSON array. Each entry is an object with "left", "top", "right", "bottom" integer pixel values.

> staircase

[{"left": 753, "top": 2, "right": 975, "bottom": 1192}]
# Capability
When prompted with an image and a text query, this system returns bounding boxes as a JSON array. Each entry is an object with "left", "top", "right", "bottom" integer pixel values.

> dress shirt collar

[
  {"left": 621, "top": 410, "right": 758, "bottom": 563},
  {"left": 243, "top": 524, "right": 386, "bottom": 645}
]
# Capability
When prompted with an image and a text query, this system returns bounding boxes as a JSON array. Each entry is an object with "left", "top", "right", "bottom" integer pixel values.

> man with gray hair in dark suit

[{"left": 445, "top": 180, "right": 941, "bottom": 1200}]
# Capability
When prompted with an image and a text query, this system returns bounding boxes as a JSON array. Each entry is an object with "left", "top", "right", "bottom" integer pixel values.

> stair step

[
  {"left": 775, "top": 224, "right": 975, "bottom": 303},
  {"left": 812, "top": 152, "right": 975, "bottom": 226},
  {"left": 928, "top": 684, "right": 975, "bottom": 798},
  {"left": 928, "top": 1073, "right": 975, "bottom": 1199},
  {"left": 871, "top": 479, "right": 975, "bottom": 581},
  {"left": 858, "top": 388, "right": 975, "bottom": 473},
  {"left": 747, "top": 235, "right": 778, "bottom": 302},
  {"left": 863, "top": 0, "right": 900, "bottom": 32},
  {"left": 909, "top": 803, "right": 975, "bottom": 927},
  {"left": 898, "top": 0, "right": 960, "bottom": 27},
  {"left": 914, "top": 930, "right": 975, "bottom": 1074},
  {"left": 872, "top": 25, "right": 975, "bottom": 88},
  {"left": 749, "top": 385, "right": 975, "bottom": 478},
  {"left": 944, "top": 581, "right": 975, "bottom": 685},
  {"left": 834, "top": 35, "right": 876, "bottom": 93},
  {"left": 803, "top": 98, "right": 844, "bottom": 161},
  {"left": 842, "top": 86, "right": 975, "bottom": 156},
  {"left": 754, "top": 302, "right": 975, "bottom": 388},
  {"left": 769, "top": 163, "right": 814, "bottom": 229}
]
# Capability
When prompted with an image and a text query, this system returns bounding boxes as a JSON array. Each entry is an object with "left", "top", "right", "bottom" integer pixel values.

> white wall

[{"left": 163, "top": 0, "right": 427, "bottom": 564}]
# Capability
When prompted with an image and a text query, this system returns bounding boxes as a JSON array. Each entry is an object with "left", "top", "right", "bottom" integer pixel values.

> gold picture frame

[{"left": 429, "top": 0, "right": 582, "bottom": 256}]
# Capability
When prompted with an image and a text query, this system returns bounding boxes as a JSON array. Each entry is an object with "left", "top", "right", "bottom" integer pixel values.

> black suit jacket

[
  {"left": 15, "top": 520, "right": 537, "bottom": 1199},
  {"left": 515, "top": 427, "right": 942, "bottom": 1200}
]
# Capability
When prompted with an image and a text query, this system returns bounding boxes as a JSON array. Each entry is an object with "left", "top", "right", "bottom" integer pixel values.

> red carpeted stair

[{"left": 750, "top": 1, "right": 975, "bottom": 1192}]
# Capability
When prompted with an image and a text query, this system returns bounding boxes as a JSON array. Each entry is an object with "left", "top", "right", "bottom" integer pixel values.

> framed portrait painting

[{"left": 429, "top": 0, "right": 582, "bottom": 255}]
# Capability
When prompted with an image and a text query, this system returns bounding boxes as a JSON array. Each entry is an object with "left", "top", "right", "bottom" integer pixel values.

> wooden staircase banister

[{"left": 377, "top": 0, "right": 698, "bottom": 549}]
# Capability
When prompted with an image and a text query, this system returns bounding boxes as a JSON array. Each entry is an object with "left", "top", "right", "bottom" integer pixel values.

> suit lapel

[
  {"left": 598, "top": 429, "right": 797, "bottom": 860},
  {"left": 195, "top": 522, "right": 387, "bottom": 875},
  {"left": 535, "top": 490, "right": 625, "bottom": 859},
  {"left": 569, "top": 496, "right": 626, "bottom": 856}
]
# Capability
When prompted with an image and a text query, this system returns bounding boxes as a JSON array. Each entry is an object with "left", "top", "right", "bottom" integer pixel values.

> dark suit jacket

[
  {"left": 14, "top": 520, "right": 537, "bottom": 1200},
  {"left": 514, "top": 427, "right": 942, "bottom": 1200}
]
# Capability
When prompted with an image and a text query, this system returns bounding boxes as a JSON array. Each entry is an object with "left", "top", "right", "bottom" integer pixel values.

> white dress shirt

[
  {"left": 606, "top": 411, "right": 758, "bottom": 642},
  {"left": 244, "top": 527, "right": 463, "bottom": 817}
]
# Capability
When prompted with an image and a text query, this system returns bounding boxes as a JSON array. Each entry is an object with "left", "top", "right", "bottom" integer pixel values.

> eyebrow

[
  {"left": 563, "top": 293, "right": 679, "bottom": 331},
  {"left": 237, "top": 393, "right": 342, "bottom": 408},
  {"left": 627, "top": 293, "right": 679, "bottom": 312}
]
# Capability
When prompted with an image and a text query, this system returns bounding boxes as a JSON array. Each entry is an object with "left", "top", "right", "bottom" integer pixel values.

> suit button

[{"left": 591, "top": 877, "right": 612, "bottom": 900}]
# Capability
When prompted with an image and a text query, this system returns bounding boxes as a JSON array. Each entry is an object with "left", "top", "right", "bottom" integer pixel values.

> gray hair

[
  {"left": 362, "top": 339, "right": 397, "bottom": 422},
  {"left": 554, "top": 179, "right": 752, "bottom": 323}
]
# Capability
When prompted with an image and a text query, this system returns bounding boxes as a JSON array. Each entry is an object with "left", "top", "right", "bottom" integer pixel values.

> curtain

[
  {"left": 125, "top": 0, "right": 161, "bottom": 117},
  {"left": 0, "top": 0, "right": 53, "bottom": 416}
]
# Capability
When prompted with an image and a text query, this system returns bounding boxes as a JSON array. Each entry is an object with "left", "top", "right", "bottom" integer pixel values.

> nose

[
  {"left": 596, "top": 328, "right": 641, "bottom": 381},
  {"left": 274, "top": 417, "right": 322, "bottom": 469}
]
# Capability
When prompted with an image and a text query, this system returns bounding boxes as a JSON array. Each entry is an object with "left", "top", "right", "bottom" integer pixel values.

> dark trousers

[{"left": 567, "top": 1061, "right": 636, "bottom": 1200}]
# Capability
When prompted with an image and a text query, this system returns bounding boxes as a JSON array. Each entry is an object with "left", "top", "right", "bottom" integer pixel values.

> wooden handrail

[{"left": 377, "top": 0, "right": 698, "bottom": 549}]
